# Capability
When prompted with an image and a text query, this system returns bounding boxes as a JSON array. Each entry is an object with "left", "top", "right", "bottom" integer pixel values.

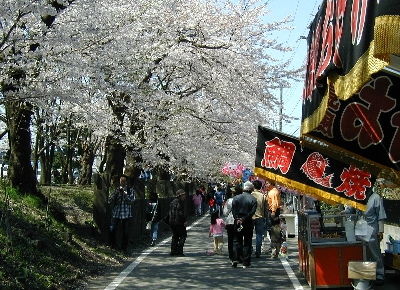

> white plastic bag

[{"left": 355, "top": 218, "right": 367, "bottom": 236}]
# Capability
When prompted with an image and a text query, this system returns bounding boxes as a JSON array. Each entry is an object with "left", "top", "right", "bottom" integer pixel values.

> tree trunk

[
  {"left": 78, "top": 144, "right": 95, "bottom": 185},
  {"left": 104, "top": 135, "right": 125, "bottom": 187},
  {"left": 5, "top": 100, "right": 37, "bottom": 194}
]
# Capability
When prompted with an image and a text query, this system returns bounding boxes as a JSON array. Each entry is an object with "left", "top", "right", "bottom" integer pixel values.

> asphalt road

[{"left": 85, "top": 215, "right": 399, "bottom": 290}]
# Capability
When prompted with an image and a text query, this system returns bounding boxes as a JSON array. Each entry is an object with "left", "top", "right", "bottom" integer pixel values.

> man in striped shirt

[{"left": 108, "top": 175, "right": 135, "bottom": 250}]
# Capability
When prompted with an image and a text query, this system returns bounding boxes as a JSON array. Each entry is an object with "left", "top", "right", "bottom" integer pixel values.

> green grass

[{"left": 0, "top": 183, "right": 171, "bottom": 289}]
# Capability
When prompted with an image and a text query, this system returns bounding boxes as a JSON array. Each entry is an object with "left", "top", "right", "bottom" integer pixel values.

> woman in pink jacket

[{"left": 192, "top": 190, "right": 203, "bottom": 216}]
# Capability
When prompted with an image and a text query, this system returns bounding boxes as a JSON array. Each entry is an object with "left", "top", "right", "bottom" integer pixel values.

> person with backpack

[
  {"left": 169, "top": 189, "right": 188, "bottom": 256},
  {"left": 108, "top": 175, "right": 135, "bottom": 251},
  {"left": 145, "top": 191, "right": 161, "bottom": 246}
]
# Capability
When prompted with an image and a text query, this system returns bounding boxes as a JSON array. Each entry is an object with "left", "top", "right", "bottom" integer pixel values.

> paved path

[{"left": 85, "top": 215, "right": 399, "bottom": 290}]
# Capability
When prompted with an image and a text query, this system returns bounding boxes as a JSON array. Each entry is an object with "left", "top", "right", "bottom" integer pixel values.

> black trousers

[
  {"left": 233, "top": 221, "right": 253, "bottom": 266},
  {"left": 109, "top": 218, "right": 129, "bottom": 249},
  {"left": 170, "top": 224, "right": 187, "bottom": 254},
  {"left": 225, "top": 224, "right": 235, "bottom": 260}
]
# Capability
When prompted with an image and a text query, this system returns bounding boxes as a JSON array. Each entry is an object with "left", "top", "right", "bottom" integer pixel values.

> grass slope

[{"left": 0, "top": 184, "right": 170, "bottom": 290}]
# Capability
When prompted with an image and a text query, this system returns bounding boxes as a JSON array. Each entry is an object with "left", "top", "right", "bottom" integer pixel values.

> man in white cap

[{"left": 231, "top": 181, "right": 257, "bottom": 268}]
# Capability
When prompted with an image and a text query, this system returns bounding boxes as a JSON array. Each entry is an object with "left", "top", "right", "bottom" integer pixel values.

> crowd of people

[
  {"left": 108, "top": 175, "right": 388, "bottom": 285},
  {"left": 196, "top": 179, "right": 287, "bottom": 268}
]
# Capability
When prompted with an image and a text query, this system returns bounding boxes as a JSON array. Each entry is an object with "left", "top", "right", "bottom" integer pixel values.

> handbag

[{"left": 146, "top": 201, "right": 158, "bottom": 230}]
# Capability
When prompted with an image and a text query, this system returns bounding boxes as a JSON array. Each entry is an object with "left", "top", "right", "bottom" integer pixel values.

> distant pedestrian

[
  {"left": 169, "top": 189, "right": 188, "bottom": 256},
  {"left": 223, "top": 186, "right": 241, "bottom": 261},
  {"left": 214, "top": 184, "right": 225, "bottom": 216},
  {"left": 251, "top": 180, "right": 268, "bottom": 258},
  {"left": 266, "top": 182, "right": 280, "bottom": 239},
  {"left": 145, "top": 191, "right": 161, "bottom": 246},
  {"left": 200, "top": 186, "right": 207, "bottom": 215},
  {"left": 209, "top": 211, "right": 226, "bottom": 255},
  {"left": 108, "top": 175, "right": 135, "bottom": 250},
  {"left": 231, "top": 181, "right": 257, "bottom": 268},
  {"left": 207, "top": 185, "right": 217, "bottom": 214},
  {"left": 192, "top": 190, "right": 202, "bottom": 216}
]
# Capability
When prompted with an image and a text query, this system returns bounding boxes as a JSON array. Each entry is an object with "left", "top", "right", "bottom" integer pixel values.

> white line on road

[
  {"left": 280, "top": 257, "right": 304, "bottom": 290},
  {"left": 104, "top": 217, "right": 206, "bottom": 290},
  {"left": 105, "top": 216, "right": 303, "bottom": 290}
]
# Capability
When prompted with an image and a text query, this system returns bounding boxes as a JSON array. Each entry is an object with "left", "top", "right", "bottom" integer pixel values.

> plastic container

[
  {"left": 393, "top": 241, "right": 400, "bottom": 254},
  {"left": 386, "top": 242, "right": 394, "bottom": 253}
]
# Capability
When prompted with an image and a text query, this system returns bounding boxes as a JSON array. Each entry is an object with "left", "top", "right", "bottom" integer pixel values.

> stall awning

[
  {"left": 255, "top": 126, "right": 377, "bottom": 211},
  {"left": 301, "top": 0, "right": 400, "bottom": 184}
]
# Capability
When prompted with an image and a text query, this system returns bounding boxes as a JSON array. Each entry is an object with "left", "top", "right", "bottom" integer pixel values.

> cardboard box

[
  {"left": 348, "top": 261, "right": 376, "bottom": 280},
  {"left": 384, "top": 251, "right": 393, "bottom": 266},
  {"left": 393, "top": 254, "right": 400, "bottom": 269}
]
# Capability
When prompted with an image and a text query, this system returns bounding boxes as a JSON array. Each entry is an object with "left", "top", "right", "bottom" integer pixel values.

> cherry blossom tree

[
  {"left": 1, "top": 0, "right": 302, "bottom": 192},
  {"left": 41, "top": 0, "right": 300, "bottom": 179}
]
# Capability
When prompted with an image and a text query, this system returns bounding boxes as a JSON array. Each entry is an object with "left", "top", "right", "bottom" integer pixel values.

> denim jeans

[
  {"left": 150, "top": 221, "right": 159, "bottom": 240},
  {"left": 253, "top": 218, "right": 265, "bottom": 256}
]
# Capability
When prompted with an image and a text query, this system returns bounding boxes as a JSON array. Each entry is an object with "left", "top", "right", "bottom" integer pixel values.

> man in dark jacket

[
  {"left": 232, "top": 181, "right": 257, "bottom": 268},
  {"left": 169, "top": 189, "right": 188, "bottom": 256}
]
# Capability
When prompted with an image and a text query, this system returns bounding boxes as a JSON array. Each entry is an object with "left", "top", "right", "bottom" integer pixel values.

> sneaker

[
  {"left": 243, "top": 265, "right": 253, "bottom": 268},
  {"left": 232, "top": 261, "right": 239, "bottom": 268}
]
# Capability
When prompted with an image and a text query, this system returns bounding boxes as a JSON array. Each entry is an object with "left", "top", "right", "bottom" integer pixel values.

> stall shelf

[{"left": 298, "top": 210, "right": 363, "bottom": 290}]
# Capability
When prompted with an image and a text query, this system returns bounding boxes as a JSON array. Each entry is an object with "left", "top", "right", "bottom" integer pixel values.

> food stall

[{"left": 298, "top": 210, "right": 364, "bottom": 290}]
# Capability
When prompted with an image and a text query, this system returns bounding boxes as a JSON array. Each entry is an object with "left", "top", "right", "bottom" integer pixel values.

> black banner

[
  {"left": 255, "top": 126, "right": 377, "bottom": 210},
  {"left": 306, "top": 71, "right": 400, "bottom": 174},
  {"left": 301, "top": 0, "right": 400, "bottom": 182}
]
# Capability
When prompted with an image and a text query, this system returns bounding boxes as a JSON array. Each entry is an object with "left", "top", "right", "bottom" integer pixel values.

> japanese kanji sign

[
  {"left": 301, "top": 0, "right": 400, "bottom": 182},
  {"left": 255, "top": 126, "right": 375, "bottom": 210}
]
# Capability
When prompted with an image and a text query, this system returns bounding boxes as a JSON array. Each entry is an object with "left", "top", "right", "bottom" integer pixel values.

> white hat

[{"left": 243, "top": 181, "right": 254, "bottom": 192}]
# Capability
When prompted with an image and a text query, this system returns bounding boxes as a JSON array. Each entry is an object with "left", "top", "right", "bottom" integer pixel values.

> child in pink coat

[{"left": 209, "top": 212, "right": 225, "bottom": 255}]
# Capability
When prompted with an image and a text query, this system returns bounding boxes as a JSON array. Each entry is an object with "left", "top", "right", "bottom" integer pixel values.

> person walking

[
  {"left": 251, "top": 180, "right": 268, "bottom": 258},
  {"left": 200, "top": 186, "right": 207, "bottom": 215},
  {"left": 169, "top": 189, "right": 188, "bottom": 256},
  {"left": 266, "top": 181, "right": 280, "bottom": 239},
  {"left": 192, "top": 190, "right": 202, "bottom": 216},
  {"left": 145, "top": 191, "right": 161, "bottom": 246},
  {"left": 231, "top": 181, "right": 257, "bottom": 268},
  {"left": 214, "top": 184, "right": 225, "bottom": 216},
  {"left": 209, "top": 211, "right": 226, "bottom": 255},
  {"left": 223, "top": 186, "right": 241, "bottom": 261},
  {"left": 365, "top": 179, "right": 387, "bottom": 286},
  {"left": 108, "top": 175, "right": 135, "bottom": 251}
]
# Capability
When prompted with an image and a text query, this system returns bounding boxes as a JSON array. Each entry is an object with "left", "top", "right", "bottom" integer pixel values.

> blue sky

[{"left": 265, "top": 0, "right": 321, "bottom": 137}]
